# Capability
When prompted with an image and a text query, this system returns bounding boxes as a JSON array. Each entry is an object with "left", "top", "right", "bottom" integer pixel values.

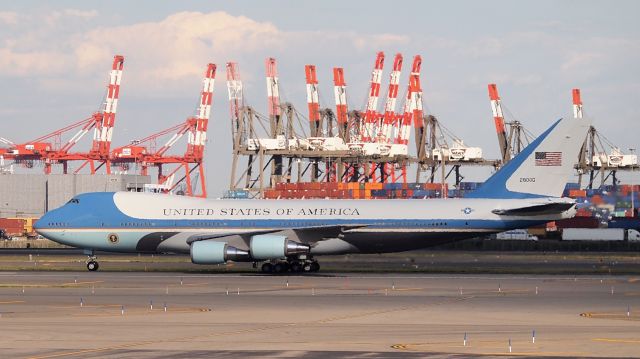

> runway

[{"left": 0, "top": 272, "right": 639, "bottom": 358}]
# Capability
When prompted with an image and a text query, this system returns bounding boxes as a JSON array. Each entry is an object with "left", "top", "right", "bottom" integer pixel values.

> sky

[{"left": 0, "top": 1, "right": 638, "bottom": 194}]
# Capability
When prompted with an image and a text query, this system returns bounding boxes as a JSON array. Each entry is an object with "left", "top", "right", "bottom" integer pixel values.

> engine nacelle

[
  {"left": 190, "top": 241, "right": 250, "bottom": 264},
  {"left": 250, "top": 234, "right": 310, "bottom": 260}
]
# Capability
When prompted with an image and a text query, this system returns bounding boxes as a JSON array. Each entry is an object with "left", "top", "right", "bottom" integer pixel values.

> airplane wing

[
  {"left": 492, "top": 202, "right": 575, "bottom": 216},
  {"left": 185, "top": 224, "right": 367, "bottom": 244}
]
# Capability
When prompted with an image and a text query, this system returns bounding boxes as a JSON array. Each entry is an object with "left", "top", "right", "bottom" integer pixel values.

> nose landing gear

[
  {"left": 84, "top": 250, "right": 99, "bottom": 271},
  {"left": 87, "top": 260, "right": 99, "bottom": 271}
]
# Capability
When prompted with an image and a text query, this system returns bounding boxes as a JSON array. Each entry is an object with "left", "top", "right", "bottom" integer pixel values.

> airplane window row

[
  {"left": 47, "top": 222, "right": 70, "bottom": 227},
  {"left": 120, "top": 222, "right": 152, "bottom": 227},
  {"left": 109, "top": 221, "right": 456, "bottom": 228}
]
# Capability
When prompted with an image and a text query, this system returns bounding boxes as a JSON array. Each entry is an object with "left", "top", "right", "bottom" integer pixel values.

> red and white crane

[
  {"left": 572, "top": 88, "right": 583, "bottom": 119},
  {"left": 111, "top": 63, "right": 216, "bottom": 197},
  {"left": 361, "top": 52, "right": 385, "bottom": 142},
  {"left": 396, "top": 55, "right": 422, "bottom": 146},
  {"left": 384, "top": 55, "right": 423, "bottom": 183},
  {"left": 488, "top": 83, "right": 510, "bottom": 163},
  {"left": 380, "top": 53, "right": 403, "bottom": 143},
  {"left": 333, "top": 67, "right": 349, "bottom": 140},
  {"left": 305, "top": 64, "right": 321, "bottom": 137},
  {"left": 1, "top": 55, "right": 125, "bottom": 174},
  {"left": 226, "top": 62, "right": 245, "bottom": 143},
  {"left": 265, "top": 58, "right": 281, "bottom": 120}
]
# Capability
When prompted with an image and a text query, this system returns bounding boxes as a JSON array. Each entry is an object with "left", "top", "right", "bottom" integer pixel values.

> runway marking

[
  {"left": 180, "top": 282, "right": 210, "bottom": 287},
  {"left": 0, "top": 300, "right": 24, "bottom": 304},
  {"left": 389, "top": 287, "right": 423, "bottom": 292},
  {"left": 26, "top": 340, "right": 160, "bottom": 359},
  {"left": 593, "top": 338, "right": 640, "bottom": 344},
  {"left": 0, "top": 281, "right": 103, "bottom": 288},
  {"left": 53, "top": 304, "right": 122, "bottom": 309},
  {"left": 580, "top": 312, "right": 638, "bottom": 320},
  {"left": 60, "top": 281, "right": 103, "bottom": 286}
]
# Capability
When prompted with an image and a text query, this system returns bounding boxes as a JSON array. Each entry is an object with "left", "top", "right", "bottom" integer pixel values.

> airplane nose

[
  {"left": 33, "top": 216, "right": 47, "bottom": 232},
  {"left": 34, "top": 210, "right": 58, "bottom": 237}
]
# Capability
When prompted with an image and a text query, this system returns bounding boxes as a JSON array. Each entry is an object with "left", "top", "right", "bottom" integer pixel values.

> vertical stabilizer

[{"left": 467, "top": 117, "right": 590, "bottom": 199}]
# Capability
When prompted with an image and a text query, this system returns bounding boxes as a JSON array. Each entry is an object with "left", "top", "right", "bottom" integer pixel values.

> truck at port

[
  {"left": 493, "top": 229, "right": 538, "bottom": 241},
  {"left": 561, "top": 228, "right": 640, "bottom": 241}
]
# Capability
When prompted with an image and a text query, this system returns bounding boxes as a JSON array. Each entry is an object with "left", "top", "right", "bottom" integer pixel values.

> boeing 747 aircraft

[{"left": 35, "top": 117, "right": 589, "bottom": 273}]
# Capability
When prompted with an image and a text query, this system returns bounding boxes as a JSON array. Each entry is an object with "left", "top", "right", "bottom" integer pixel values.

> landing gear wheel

[
  {"left": 273, "top": 262, "right": 286, "bottom": 274},
  {"left": 275, "top": 262, "right": 290, "bottom": 273},
  {"left": 303, "top": 262, "right": 313, "bottom": 272},
  {"left": 87, "top": 261, "right": 99, "bottom": 271},
  {"left": 290, "top": 261, "right": 303, "bottom": 273},
  {"left": 261, "top": 262, "right": 273, "bottom": 273},
  {"left": 310, "top": 261, "right": 320, "bottom": 272}
]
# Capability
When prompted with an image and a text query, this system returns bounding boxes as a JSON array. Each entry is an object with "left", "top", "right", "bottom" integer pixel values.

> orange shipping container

[
  {"left": 423, "top": 183, "right": 445, "bottom": 190},
  {"left": 568, "top": 189, "right": 587, "bottom": 197},
  {"left": 591, "top": 195, "right": 604, "bottom": 205}
]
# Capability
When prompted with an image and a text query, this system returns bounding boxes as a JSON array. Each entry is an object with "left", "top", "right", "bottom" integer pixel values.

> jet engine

[
  {"left": 190, "top": 241, "right": 250, "bottom": 264},
  {"left": 250, "top": 234, "right": 310, "bottom": 260}
]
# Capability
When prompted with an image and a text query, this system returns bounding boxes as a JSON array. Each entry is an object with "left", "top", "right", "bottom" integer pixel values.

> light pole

[{"left": 630, "top": 148, "right": 636, "bottom": 217}]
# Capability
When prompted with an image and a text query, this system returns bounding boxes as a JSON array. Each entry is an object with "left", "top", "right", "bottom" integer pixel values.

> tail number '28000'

[{"left": 520, "top": 177, "right": 536, "bottom": 182}]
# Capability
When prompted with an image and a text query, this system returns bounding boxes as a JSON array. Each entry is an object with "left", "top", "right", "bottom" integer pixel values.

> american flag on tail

[{"left": 535, "top": 151, "right": 562, "bottom": 166}]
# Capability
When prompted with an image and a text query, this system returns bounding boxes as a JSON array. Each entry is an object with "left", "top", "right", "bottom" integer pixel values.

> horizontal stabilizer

[{"left": 492, "top": 202, "right": 575, "bottom": 216}]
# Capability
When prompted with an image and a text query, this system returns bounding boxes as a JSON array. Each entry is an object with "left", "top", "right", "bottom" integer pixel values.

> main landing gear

[
  {"left": 85, "top": 252, "right": 99, "bottom": 271},
  {"left": 260, "top": 257, "right": 320, "bottom": 274}
]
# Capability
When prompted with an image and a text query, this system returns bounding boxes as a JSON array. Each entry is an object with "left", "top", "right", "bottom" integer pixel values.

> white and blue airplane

[{"left": 35, "top": 117, "right": 589, "bottom": 273}]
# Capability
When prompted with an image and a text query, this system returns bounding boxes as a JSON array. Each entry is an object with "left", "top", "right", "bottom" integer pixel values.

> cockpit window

[{"left": 67, "top": 198, "right": 80, "bottom": 204}]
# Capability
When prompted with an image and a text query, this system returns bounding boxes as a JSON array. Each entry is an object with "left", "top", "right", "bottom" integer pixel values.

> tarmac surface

[
  {"left": 1, "top": 249, "right": 639, "bottom": 274},
  {"left": 0, "top": 272, "right": 639, "bottom": 358}
]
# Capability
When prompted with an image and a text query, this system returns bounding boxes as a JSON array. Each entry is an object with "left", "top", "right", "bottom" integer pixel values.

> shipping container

[
  {"left": 562, "top": 228, "right": 640, "bottom": 241},
  {"left": 495, "top": 229, "right": 538, "bottom": 240},
  {"left": 568, "top": 189, "right": 587, "bottom": 197},
  {"left": 608, "top": 217, "right": 640, "bottom": 230},
  {"left": 0, "top": 218, "right": 26, "bottom": 236},
  {"left": 555, "top": 217, "right": 600, "bottom": 229}
]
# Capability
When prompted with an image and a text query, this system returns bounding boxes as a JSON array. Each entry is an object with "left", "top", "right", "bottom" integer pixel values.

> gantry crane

[{"left": 0, "top": 55, "right": 124, "bottom": 174}]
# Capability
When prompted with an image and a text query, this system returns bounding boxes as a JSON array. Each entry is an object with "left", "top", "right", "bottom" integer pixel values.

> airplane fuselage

[{"left": 36, "top": 192, "right": 575, "bottom": 255}]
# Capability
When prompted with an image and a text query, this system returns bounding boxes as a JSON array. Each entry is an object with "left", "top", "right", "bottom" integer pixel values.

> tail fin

[{"left": 467, "top": 117, "right": 590, "bottom": 199}]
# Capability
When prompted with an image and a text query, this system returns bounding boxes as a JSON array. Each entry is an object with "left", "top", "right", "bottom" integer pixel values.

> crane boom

[
  {"left": 397, "top": 55, "right": 422, "bottom": 145},
  {"left": 305, "top": 64, "right": 321, "bottom": 137},
  {"left": 265, "top": 58, "right": 281, "bottom": 118},
  {"left": 572, "top": 88, "right": 583, "bottom": 119},
  {"left": 381, "top": 53, "right": 403, "bottom": 143},
  {"left": 488, "top": 83, "right": 510, "bottom": 162},
  {"left": 95, "top": 55, "right": 125, "bottom": 156},
  {"left": 361, "top": 52, "right": 385, "bottom": 142},
  {"left": 333, "top": 67, "right": 349, "bottom": 140},
  {"left": 186, "top": 63, "right": 216, "bottom": 159}
]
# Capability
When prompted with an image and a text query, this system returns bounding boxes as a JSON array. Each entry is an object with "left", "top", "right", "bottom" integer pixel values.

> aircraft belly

[{"left": 340, "top": 230, "right": 488, "bottom": 253}]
